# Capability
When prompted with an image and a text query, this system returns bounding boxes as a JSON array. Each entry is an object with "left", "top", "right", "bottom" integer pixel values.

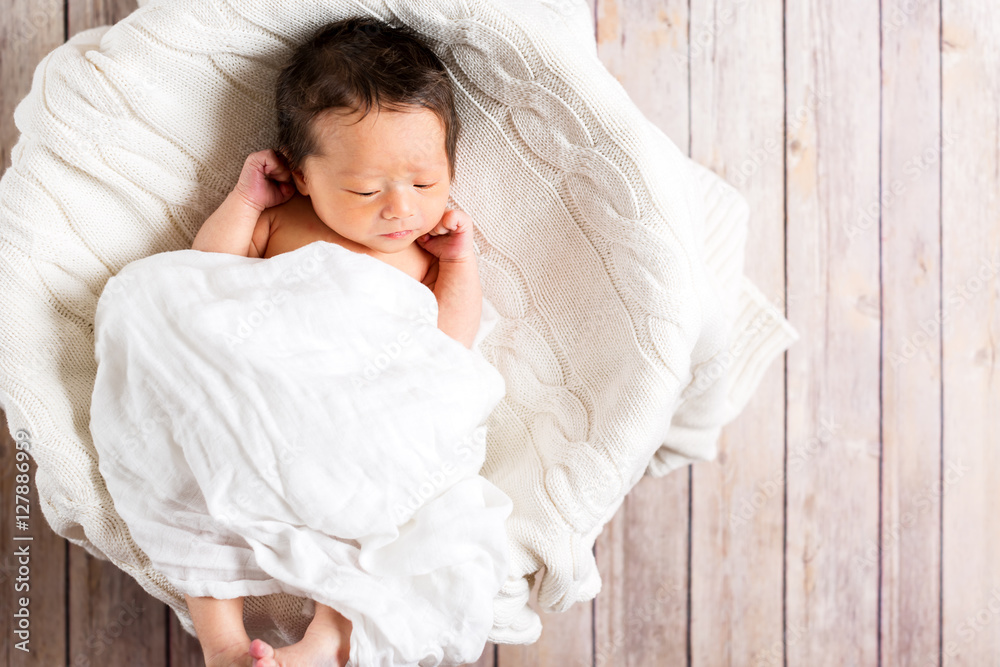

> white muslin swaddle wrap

[{"left": 89, "top": 239, "right": 513, "bottom": 667}]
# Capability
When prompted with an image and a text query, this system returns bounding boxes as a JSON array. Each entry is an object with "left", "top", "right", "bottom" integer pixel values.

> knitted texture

[{"left": 0, "top": 0, "right": 798, "bottom": 648}]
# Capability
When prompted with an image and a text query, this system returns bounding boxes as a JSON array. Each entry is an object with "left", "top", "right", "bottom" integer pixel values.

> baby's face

[{"left": 291, "top": 106, "right": 451, "bottom": 254}]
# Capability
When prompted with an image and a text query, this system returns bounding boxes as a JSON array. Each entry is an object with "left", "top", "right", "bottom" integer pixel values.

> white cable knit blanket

[
  {"left": 89, "top": 240, "right": 512, "bottom": 666},
  {"left": 0, "top": 0, "right": 799, "bottom": 649}
]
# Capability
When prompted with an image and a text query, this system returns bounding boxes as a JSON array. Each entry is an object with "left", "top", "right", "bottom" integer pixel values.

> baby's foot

[
  {"left": 249, "top": 630, "right": 347, "bottom": 667},
  {"left": 203, "top": 635, "right": 254, "bottom": 667},
  {"left": 249, "top": 602, "right": 351, "bottom": 667}
]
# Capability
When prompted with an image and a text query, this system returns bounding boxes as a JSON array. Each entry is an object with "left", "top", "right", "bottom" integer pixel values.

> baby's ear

[
  {"left": 290, "top": 168, "right": 307, "bottom": 195},
  {"left": 279, "top": 147, "right": 311, "bottom": 195}
]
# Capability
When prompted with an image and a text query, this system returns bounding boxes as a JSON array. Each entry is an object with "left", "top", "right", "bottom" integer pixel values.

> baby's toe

[{"left": 250, "top": 638, "right": 275, "bottom": 660}]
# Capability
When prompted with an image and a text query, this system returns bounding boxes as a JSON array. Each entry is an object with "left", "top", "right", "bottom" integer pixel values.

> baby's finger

[
  {"left": 442, "top": 210, "right": 471, "bottom": 232},
  {"left": 262, "top": 150, "right": 293, "bottom": 181}
]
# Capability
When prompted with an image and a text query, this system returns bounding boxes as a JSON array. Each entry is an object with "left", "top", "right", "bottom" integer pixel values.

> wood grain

[
  {"left": 67, "top": 0, "right": 136, "bottom": 37},
  {"left": 941, "top": 0, "right": 1000, "bottom": 664},
  {"left": 688, "top": 0, "right": 788, "bottom": 664},
  {"left": 785, "top": 0, "right": 882, "bottom": 664},
  {"left": 880, "top": 0, "right": 943, "bottom": 664},
  {"left": 0, "top": 0, "right": 65, "bottom": 176}
]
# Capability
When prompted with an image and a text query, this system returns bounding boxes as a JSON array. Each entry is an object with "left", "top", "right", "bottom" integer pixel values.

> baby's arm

[
  {"left": 191, "top": 193, "right": 272, "bottom": 257},
  {"left": 417, "top": 210, "right": 482, "bottom": 350},
  {"left": 191, "top": 149, "right": 295, "bottom": 257},
  {"left": 433, "top": 256, "right": 482, "bottom": 350}
]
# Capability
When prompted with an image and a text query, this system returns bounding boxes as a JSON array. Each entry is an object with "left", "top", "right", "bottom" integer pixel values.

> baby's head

[{"left": 275, "top": 17, "right": 459, "bottom": 253}]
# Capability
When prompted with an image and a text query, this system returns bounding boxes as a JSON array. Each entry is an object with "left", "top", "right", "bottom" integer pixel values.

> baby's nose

[{"left": 383, "top": 187, "right": 416, "bottom": 219}]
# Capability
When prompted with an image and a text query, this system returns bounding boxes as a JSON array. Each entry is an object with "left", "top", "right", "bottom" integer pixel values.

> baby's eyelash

[{"left": 353, "top": 184, "right": 435, "bottom": 197}]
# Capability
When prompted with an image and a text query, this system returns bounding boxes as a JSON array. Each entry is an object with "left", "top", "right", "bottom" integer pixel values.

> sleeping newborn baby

[
  {"left": 194, "top": 22, "right": 473, "bottom": 350},
  {"left": 94, "top": 17, "right": 510, "bottom": 667},
  {"left": 189, "top": 18, "right": 493, "bottom": 667}
]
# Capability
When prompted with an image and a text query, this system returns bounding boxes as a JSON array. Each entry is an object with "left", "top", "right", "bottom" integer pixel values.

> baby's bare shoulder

[{"left": 262, "top": 193, "right": 332, "bottom": 258}]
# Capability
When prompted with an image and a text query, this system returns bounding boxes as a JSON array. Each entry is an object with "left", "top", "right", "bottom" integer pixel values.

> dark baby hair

[{"left": 275, "top": 16, "right": 459, "bottom": 182}]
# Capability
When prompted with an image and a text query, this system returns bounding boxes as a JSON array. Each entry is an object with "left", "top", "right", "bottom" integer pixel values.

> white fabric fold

[{"left": 89, "top": 240, "right": 513, "bottom": 667}]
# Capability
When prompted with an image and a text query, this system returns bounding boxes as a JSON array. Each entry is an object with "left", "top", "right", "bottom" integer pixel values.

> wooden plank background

[{"left": 1, "top": 0, "right": 997, "bottom": 665}]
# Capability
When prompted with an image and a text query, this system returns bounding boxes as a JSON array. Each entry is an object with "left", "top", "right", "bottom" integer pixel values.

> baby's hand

[
  {"left": 417, "top": 210, "right": 476, "bottom": 263},
  {"left": 232, "top": 149, "right": 296, "bottom": 213}
]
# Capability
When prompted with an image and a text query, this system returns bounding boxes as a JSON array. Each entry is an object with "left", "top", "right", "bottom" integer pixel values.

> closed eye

[{"left": 351, "top": 183, "right": 435, "bottom": 197}]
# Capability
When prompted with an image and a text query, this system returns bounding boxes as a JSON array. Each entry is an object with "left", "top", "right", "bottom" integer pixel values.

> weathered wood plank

[
  {"left": 599, "top": 481, "right": 690, "bottom": 666},
  {"left": 941, "top": 1, "right": 1000, "bottom": 663},
  {"left": 67, "top": 550, "right": 166, "bottom": 666},
  {"left": 67, "top": 0, "right": 138, "bottom": 37},
  {"left": 878, "top": 0, "right": 943, "bottom": 664},
  {"left": 0, "top": 0, "right": 65, "bottom": 176},
  {"left": 497, "top": 579, "right": 591, "bottom": 667},
  {"left": 688, "top": 0, "right": 788, "bottom": 664},
  {"left": 784, "top": 0, "right": 882, "bottom": 664},
  {"left": 593, "top": 0, "right": 691, "bottom": 664},
  {"left": 1, "top": 419, "right": 68, "bottom": 666},
  {"left": 0, "top": 1, "right": 69, "bottom": 665}
]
